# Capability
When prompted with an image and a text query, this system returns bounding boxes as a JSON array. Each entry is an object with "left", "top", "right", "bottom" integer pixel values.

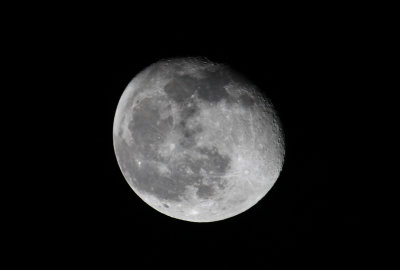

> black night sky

[{"left": 25, "top": 7, "right": 368, "bottom": 267}]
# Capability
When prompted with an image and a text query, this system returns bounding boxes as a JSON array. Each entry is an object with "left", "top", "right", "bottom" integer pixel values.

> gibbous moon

[{"left": 113, "top": 57, "right": 285, "bottom": 222}]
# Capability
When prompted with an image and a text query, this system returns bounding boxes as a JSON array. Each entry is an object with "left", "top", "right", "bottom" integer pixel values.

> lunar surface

[{"left": 113, "top": 57, "right": 285, "bottom": 222}]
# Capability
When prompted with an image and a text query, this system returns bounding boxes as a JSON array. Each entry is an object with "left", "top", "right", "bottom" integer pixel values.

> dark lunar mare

[
  {"left": 164, "top": 69, "right": 231, "bottom": 104},
  {"left": 191, "top": 146, "right": 231, "bottom": 198},
  {"left": 164, "top": 67, "right": 256, "bottom": 108},
  {"left": 238, "top": 93, "right": 255, "bottom": 107},
  {"left": 128, "top": 97, "right": 173, "bottom": 160},
  {"left": 195, "top": 70, "right": 231, "bottom": 103},
  {"left": 176, "top": 101, "right": 202, "bottom": 149}
]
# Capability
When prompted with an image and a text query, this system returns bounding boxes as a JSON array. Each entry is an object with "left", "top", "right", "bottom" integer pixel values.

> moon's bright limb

[{"left": 113, "top": 57, "right": 285, "bottom": 222}]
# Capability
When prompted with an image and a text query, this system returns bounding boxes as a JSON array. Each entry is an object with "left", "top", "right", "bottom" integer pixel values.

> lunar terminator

[{"left": 113, "top": 57, "right": 285, "bottom": 222}]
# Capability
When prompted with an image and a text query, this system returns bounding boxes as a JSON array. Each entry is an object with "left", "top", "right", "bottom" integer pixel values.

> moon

[{"left": 113, "top": 57, "right": 285, "bottom": 222}]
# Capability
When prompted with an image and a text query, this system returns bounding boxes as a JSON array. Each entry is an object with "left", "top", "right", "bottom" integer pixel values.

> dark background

[
  {"left": 80, "top": 27, "right": 361, "bottom": 266},
  {"left": 16, "top": 6, "right": 369, "bottom": 267}
]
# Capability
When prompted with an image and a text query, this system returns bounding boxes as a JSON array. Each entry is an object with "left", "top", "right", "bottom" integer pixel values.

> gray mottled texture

[
  {"left": 195, "top": 70, "right": 231, "bottom": 103},
  {"left": 133, "top": 146, "right": 231, "bottom": 202},
  {"left": 164, "top": 75, "right": 197, "bottom": 103},
  {"left": 118, "top": 90, "right": 232, "bottom": 202},
  {"left": 196, "top": 185, "right": 214, "bottom": 198},
  {"left": 164, "top": 70, "right": 230, "bottom": 104},
  {"left": 113, "top": 57, "right": 285, "bottom": 222},
  {"left": 239, "top": 93, "right": 255, "bottom": 107},
  {"left": 128, "top": 97, "right": 173, "bottom": 159}
]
